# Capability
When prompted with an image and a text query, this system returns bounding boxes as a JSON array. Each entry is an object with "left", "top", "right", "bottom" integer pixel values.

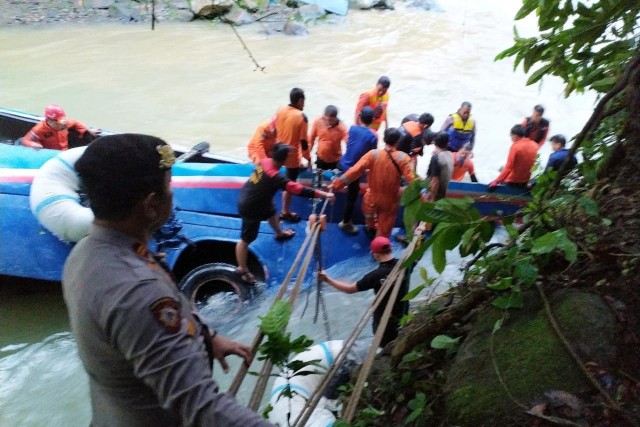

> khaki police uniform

[{"left": 63, "top": 225, "right": 272, "bottom": 427}]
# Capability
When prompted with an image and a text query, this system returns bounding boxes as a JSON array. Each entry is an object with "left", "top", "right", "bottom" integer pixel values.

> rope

[
  {"left": 342, "top": 230, "right": 421, "bottom": 422},
  {"left": 228, "top": 222, "right": 320, "bottom": 396},
  {"left": 293, "top": 224, "right": 423, "bottom": 426},
  {"left": 228, "top": 23, "right": 266, "bottom": 72},
  {"left": 247, "top": 223, "right": 322, "bottom": 410}
]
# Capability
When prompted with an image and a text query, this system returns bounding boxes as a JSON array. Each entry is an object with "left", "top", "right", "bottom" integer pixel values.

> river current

[{"left": 0, "top": 1, "right": 596, "bottom": 425}]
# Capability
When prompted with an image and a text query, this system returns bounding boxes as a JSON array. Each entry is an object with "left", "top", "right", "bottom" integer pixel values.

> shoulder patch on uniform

[{"left": 149, "top": 297, "right": 181, "bottom": 333}]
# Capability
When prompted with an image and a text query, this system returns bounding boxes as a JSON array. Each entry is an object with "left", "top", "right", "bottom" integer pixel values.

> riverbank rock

[
  {"left": 190, "top": 0, "right": 234, "bottom": 18},
  {"left": 443, "top": 289, "right": 617, "bottom": 426}
]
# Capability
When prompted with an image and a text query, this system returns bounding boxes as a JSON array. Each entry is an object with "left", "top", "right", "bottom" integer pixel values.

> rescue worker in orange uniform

[
  {"left": 308, "top": 105, "right": 349, "bottom": 170},
  {"left": 274, "top": 88, "right": 309, "bottom": 222},
  {"left": 488, "top": 124, "right": 538, "bottom": 191},
  {"left": 247, "top": 116, "right": 277, "bottom": 165},
  {"left": 332, "top": 128, "right": 413, "bottom": 238},
  {"left": 451, "top": 144, "right": 478, "bottom": 182},
  {"left": 354, "top": 76, "right": 391, "bottom": 131},
  {"left": 397, "top": 113, "right": 435, "bottom": 170},
  {"left": 22, "top": 104, "right": 95, "bottom": 150}
]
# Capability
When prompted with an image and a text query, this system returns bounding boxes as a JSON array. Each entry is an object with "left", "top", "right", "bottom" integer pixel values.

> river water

[{"left": 0, "top": 1, "right": 596, "bottom": 425}]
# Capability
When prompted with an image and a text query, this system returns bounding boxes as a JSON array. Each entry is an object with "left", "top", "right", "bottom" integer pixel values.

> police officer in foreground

[{"left": 62, "top": 134, "right": 273, "bottom": 427}]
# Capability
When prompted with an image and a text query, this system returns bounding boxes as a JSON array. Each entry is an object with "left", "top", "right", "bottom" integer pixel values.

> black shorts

[
  {"left": 286, "top": 167, "right": 300, "bottom": 181},
  {"left": 316, "top": 159, "right": 338, "bottom": 170},
  {"left": 241, "top": 217, "right": 262, "bottom": 244},
  {"left": 240, "top": 208, "right": 276, "bottom": 243}
]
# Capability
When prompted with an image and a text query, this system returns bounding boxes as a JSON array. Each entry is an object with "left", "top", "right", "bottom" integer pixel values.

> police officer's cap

[{"left": 75, "top": 133, "right": 175, "bottom": 191}]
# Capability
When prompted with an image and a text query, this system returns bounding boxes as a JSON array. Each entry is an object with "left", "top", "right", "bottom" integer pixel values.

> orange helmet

[{"left": 44, "top": 104, "right": 66, "bottom": 121}]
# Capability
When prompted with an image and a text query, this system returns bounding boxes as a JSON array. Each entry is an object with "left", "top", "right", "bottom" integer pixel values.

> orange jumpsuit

[
  {"left": 274, "top": 105, "right": 308, "bottom": 169},
  {"left": 308, "top": 116, "right": 348, "bottom": 164},
  {"left": 22, "top": 119, "right": 89, "bottom": 150},
  {"left": 494, "top": 137, "right": 539, "bottom": 184},
  {"left": 355, "top": 88, "right": 389, "bottom": 131},
  {"left": 332, "top": 147, "right": 413, "bottom": 237},
  {"left": 247, "top": 120, "right": 277, "bottom": 164},
  {"left": 451, "top": 152, "right": 476, "bottom": 181}
]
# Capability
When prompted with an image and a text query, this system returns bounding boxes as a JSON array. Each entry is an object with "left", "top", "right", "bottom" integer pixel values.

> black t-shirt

[
  {"left": 356, "top": 259, "right": 409, "bottom": 342},
  {"left": 238, "top": 158, "right": 314, "bottom": 220}
]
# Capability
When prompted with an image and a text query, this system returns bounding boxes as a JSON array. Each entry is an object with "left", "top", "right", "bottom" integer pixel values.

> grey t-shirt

[
  {"left": 427, "top": 150, "right": 454, "bottom": 200},
  {"left": 63, "top": 224, "right": 272, "bottom": 427}
]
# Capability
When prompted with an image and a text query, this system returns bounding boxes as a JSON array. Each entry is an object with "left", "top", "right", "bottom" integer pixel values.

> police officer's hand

[{"left": 211, "top": 334, "right": 252, "bottom": 373}]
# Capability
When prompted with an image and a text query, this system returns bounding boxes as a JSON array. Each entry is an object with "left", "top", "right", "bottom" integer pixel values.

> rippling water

[{"left": 0, "top": 1, "right": 596, "bottom": 424}]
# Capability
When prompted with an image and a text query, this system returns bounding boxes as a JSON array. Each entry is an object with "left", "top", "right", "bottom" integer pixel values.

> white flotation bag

[
  {"left": 269, "top": 340, "right": 343, "bottom": 427},
  {"left": 29, "top": 147, "right": 93, "bottom": 242}
]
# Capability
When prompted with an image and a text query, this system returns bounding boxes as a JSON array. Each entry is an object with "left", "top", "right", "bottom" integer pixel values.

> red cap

[
  {"left": 370, "top": 236, "right": 392, "bottom": 254},
  {"left": 44, "top": 104, "right": 66, "bottom": 121}
]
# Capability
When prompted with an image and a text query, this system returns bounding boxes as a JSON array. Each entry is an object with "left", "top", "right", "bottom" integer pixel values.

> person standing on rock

[{"left": 274, "top": 87, "right": 309, "bottom": 223}]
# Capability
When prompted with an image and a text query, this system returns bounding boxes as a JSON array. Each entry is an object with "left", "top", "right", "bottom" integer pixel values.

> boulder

[
  {"left": 443, "top": 289, "right": 617, "bottom": 426},
  {"left": 296, "top": 4, "right": 325, "bottom": 20},
  {"left": 243, "top": 0, "right": 260, "bottom": 13},
  {"left": 221, "top": 5, "right": 255, "bottom": 25},
  {"left": 171, "top": 0, "right": 191, "bottom": 9},
  {"left": 191, "top": 0, "right": 234, "bottom": 18},
  {"left": 283, "top": 21, "right": 308, "bottom": 36},
  {"left": 108, "top": 2, "right": 140, "bottom": 21},
  {"left": 404, "top": 0, "right": 443, "bottom": 11},
  {"left": 90, "top": 0, "right": 115, "bottom": 9}
]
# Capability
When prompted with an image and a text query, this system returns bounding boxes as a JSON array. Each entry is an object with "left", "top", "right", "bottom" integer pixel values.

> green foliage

[
  {"left": 257, "top": 300, "right": 318, "bottom": 421},
  {"left": 430, "top": 335, "right": 461, "bottom": 355},
  {"left": 334, "top": 407, "right": 385, "bottom": 427},
  {"left": 531, "top": 229, "right": 577, "bottom": 263},
  {"left": 401, "top": 178, "right": 430, "bottom": 239},
  {"left": 402, "top": 197, "right": 495, "bottom": 273},
  {"left": 405, "top": 393, "right": 430, "bottom": 425},
  {"left": 496, "top": 0, "right": 640, "bottom": 97}
]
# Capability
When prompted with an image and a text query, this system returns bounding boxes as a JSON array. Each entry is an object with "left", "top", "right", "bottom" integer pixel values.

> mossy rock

[{"left": 443, "top": 289, "right": 616, "bottom": 426}]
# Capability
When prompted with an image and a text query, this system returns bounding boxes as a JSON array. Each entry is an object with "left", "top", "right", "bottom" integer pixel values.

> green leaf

[
  {"left": 493, "top": 319, "right": 503, "bottom": 333},
  {"left": 515, "top": 0, "right": 539, "bottom": 20},
  {"left": 531, "top": 228, "right": 577, "bottom": 263},
  {"left": 526, "top": 63, "right": 552, "bottom": 85},
  {"left": 403, "top": 284, "right": 426, "bottom": 301},
  {"left": 402, "top": 351, "right": 423, "bottom": 363},
  {"left": 430, "top": 335, "right": 460, "bottom": 350},
  {"left": 492, "top": 289, "right": 524, "bottom": 309},
  {"left": 259, "top": 300, "right": 291, "bottom": 334},
  {"left": 578, "top": 196, "right": 599, "bottom": 216},
  {"left": 487, "top": 277, "right": 513, "bottom": 291},
  {"left": 515, "top": 260, "right": 539, "bottom": 286}
]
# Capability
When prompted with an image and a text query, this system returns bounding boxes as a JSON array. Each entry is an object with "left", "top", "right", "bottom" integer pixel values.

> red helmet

[{"left": 44, "top": 104, "right": 66, "bottom": 121}]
